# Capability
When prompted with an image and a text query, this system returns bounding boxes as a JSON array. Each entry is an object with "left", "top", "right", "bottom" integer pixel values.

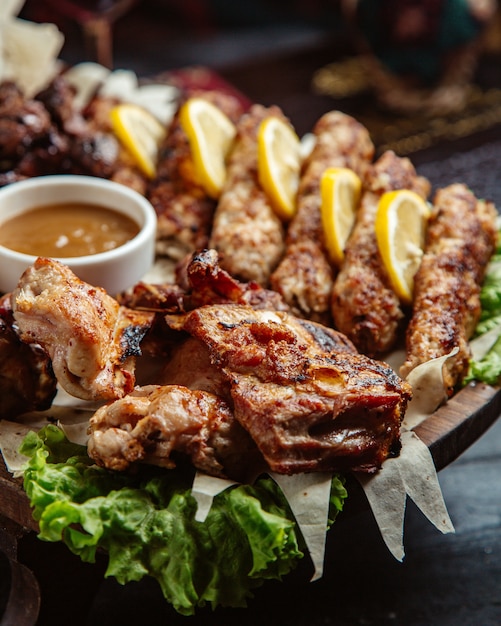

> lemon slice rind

[
  {"left": 375, "top": 189, "right": 431, "bottom": 305},
  {"left": 179, "top": 97, "right": 236, "bottom": 198},
  {"left": 320, "top": 167, "right": 362, "bottom": 266},
  {"left": 257, "top": 116, "right": 301, "bottom": 221},
  {"left": 110, "top": 103, "right": 166, "bottom": 179}
]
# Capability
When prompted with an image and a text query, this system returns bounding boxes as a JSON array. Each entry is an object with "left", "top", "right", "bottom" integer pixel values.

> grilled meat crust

[
  {"left": 208, "top": 104, "right": 287, "bottom": 286},
  {"left": 400, "top": 183, "right": 498, "bottom": 393},
  {"left": 331, "top": 151, "right": 431, "bottom": 357},
  {"left": 12, "top": 258, "right": 154, "bottom": 401},
  {"left": 148, "top": 90, "right": 244, "bottom": 261},
  {"left": 270, "top": 110, "right": 375, "bottom": 323},
  {"left": 118, "top": 248, "right": 289, "bottom": 314},
  {"left": 165, "top": 304, "right": 411, "bottom": 475},
  {"left": 88, "top": 383, "right": 263, "bottom": 482}
]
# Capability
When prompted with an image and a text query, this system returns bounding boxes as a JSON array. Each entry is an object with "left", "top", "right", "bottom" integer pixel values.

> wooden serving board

[{"left": 1, "top": 380, "right": 500, "bottom": 534}]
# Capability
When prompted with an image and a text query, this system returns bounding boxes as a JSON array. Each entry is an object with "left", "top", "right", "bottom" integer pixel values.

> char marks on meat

[
  {"left": 331, "top": 151, "right": 431, "bottom": 356},
  {"left": 209, "top": 104, "right": 287, "bottom": 286},
  {"left": 12, "top": 258, "right": 154, "bottom": 401},
  {"left": 400, "top": 183, "right": 498, "bottom": 393},
  {"left": 164, "top": 305, "right": 411, "bottom": 475},
  {"left": 119, "top": 248, "right": 289, "bottom": 314},
  {"left": 270, "top": 110, "right": 375, "bottom": 323}
]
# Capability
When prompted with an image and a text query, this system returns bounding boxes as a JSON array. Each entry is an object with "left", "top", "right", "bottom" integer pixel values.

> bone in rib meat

[
  {"left": 12, "top": 258, "right": 154, "bottom": 402},
  {"left": 164, "top": 304, "right": 411, "bottom": 475}
]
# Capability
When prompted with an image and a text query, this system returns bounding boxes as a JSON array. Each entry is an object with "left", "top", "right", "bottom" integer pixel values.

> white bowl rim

[{"left": 0, "top": 174, "right": 157, "bottom": 266}]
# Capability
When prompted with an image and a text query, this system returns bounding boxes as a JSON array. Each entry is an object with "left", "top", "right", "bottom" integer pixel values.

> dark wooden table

[{"left": 6, "top": 4, "right": 501, "bottom": 625}]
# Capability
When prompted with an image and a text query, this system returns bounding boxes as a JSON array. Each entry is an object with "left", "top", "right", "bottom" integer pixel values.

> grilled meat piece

[
  {"left": 0, "top": 295, "right": 57, "bottom": 418},
  {"left": 149, "top": 90, "right": 244, "bottom": 260},
  {"left": 12, "top": 258, "right": 154, "bottom": 402},
  {"left": 119, "top": 248, "right": 289, "bottom": 314},
  {"left": 400, "top": 183, "right": 498, "bottom": 393},
  {"left": 331, "top": 151, "right": 431, "bottom": 356},
  {"left": 0, "top": 80, "right": 70, "bottom": 181},
  {"left": 270, "top": 110, "right": 375, "bottom": 323},
  {"left": 88, "top": 383, "right": 263, "bottom": 481},
  {"left": 208, "top": 104, "right": 287, "bottom": 286},
  {"left": 164, "top": 304, "right": 411, "bottom": 474}
]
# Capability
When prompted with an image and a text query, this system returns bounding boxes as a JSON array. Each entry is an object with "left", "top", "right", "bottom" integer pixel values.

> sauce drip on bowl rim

[{"left": 0, "top": 202, "right": 140, "bottom": 258}]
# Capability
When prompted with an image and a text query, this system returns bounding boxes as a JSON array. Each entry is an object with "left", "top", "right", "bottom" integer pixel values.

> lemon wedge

[
  {"left": 257, "top": 116, "right": 301, "bottom": 221},
  {"left": 320, "top": 167, "right": 362, "bottom": 266},
  {"left": 375, "top": 189, "right": 431, "bottom": 305},
  {"left": 179, "top": 97, "right": 236, "bottom": 198},
  {"left": 110, "top": 103, "right": 166, "bottom": 178}
]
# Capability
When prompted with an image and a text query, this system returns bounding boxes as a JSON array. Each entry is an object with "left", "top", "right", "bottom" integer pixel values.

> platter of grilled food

[{"left": 2, "top": 8, "right": 501, "bottom": 616}]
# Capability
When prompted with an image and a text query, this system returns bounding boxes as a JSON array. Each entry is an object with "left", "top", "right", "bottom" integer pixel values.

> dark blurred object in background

[{"left": 341, "top": 0, "right": 498, "bottom": 114}]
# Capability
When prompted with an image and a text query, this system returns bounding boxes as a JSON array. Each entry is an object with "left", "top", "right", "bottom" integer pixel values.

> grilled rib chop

[{"left": 164, "top": 304, "right": 411, "bottom": 474}]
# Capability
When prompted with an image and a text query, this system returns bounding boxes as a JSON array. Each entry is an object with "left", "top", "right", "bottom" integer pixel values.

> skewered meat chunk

[
  {"left": 270, "top": 110, "right": 375, "bottom": 323},
  {"left": 88, "top": 384, "right": 263, "bottom": 482},
  {"left": 149, "top": 90, "right": 244, "bottom": 260},
  {"left": 0, "top": 295, "right": 57, "bottom": 418},
  {"left": 208, "top": 104, "right": 287, "bottom": 286},
  {"left": 331, "top": 150, "right": 431, "bottom": 356},
  {"left": 400, "top": 183, "right": 498, "bottom": 393},
  {"left": 165, "top": 305, "right": 411, "bottom": 475},
  {"left": 11, "top": 258, "right": 154, "bottom": 402}
]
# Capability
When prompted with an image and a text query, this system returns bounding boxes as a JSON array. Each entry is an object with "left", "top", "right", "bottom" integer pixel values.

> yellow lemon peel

[
  {"left": 179, "top": 97, "right": 236, "bottom": 198},
  {"left": 257, "top": 116, "right": 301, "bottom": 221},
  {"left": 110, "top": 103, "right": 166, "bottom": 179},
  {"left": 375, "top": 189, "right": 431, "bottom": 305},
  {"left": 320, "top": 167, "right": 362, "bottom": 266}
]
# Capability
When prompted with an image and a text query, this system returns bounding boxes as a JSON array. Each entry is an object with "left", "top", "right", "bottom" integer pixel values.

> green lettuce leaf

[
  {"left": 465, "top": 233, "right": 501, "bottom": 385},
  {"left": 20, "top": 424, "right": 346, "bottom": 615}
]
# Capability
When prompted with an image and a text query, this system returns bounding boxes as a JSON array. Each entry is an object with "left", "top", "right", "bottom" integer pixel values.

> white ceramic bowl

[{"left": 0, "top": 175, "right": 157, "bottom": 295}]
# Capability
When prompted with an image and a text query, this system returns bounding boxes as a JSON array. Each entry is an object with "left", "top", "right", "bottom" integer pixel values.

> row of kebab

[{"left": 0, "top": 75, "right": 497, "bottom": 482}]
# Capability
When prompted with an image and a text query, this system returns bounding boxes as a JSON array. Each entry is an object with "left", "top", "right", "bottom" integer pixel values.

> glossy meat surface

[
  {"left": 0, "top": 296, "right": 57, "bottom": 418},
  {"left": 88, "top": 383, "right": 262, "bottom": 481}
]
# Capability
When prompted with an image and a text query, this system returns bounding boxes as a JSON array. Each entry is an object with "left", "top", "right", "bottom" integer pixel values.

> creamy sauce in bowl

[{"left": 0, "top": 202, "right": 140, "bottom": 258}]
